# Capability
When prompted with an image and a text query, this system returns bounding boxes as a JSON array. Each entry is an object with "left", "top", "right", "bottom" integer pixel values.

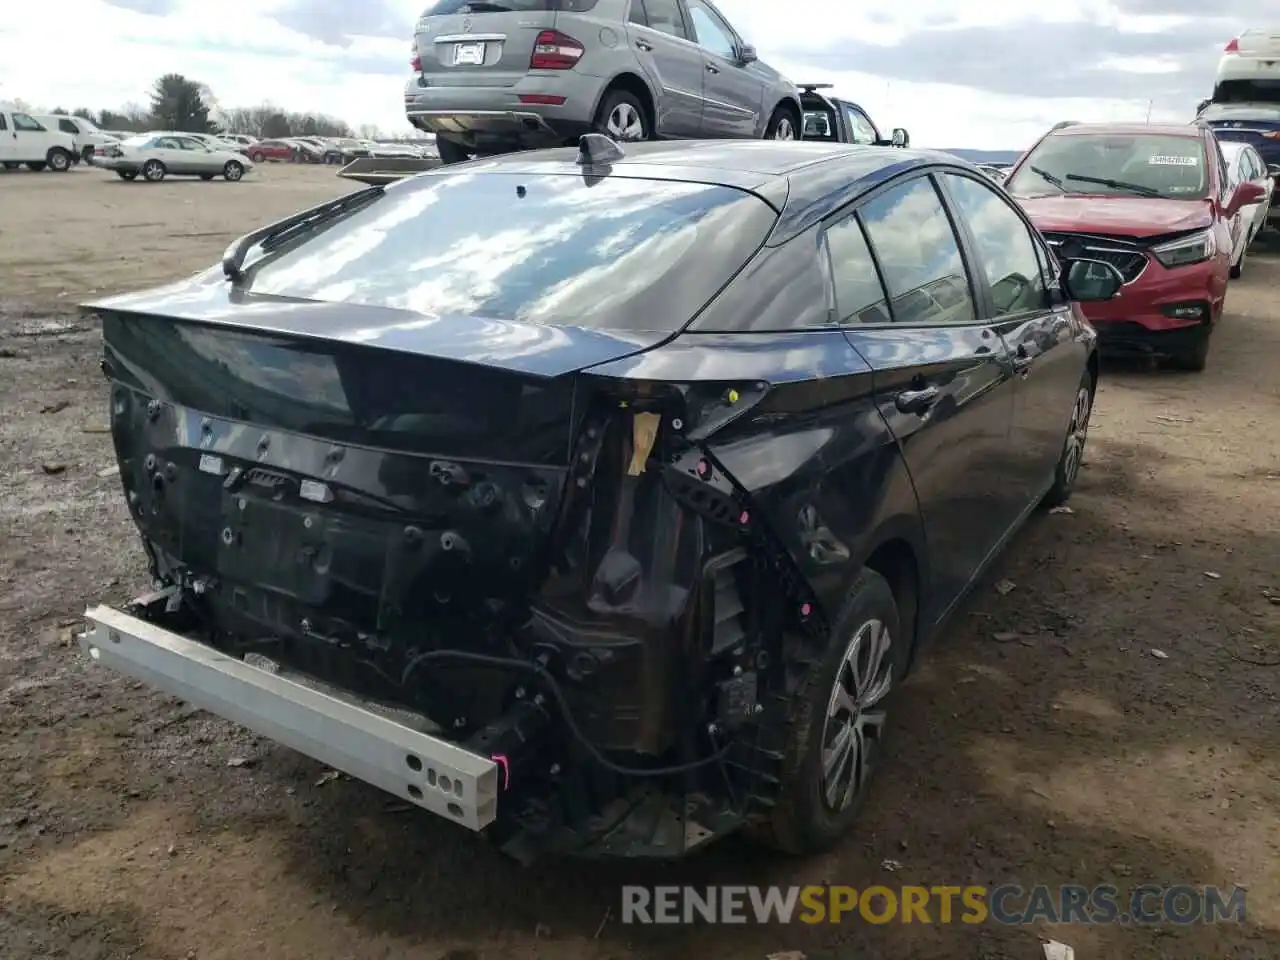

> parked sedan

[
  {"left": 1219, "top": 139, "right": 1274, "bottom": 276},
  {"left": 78, "top": 137, "right": 1121, "bottom": 862},
  {"left": 246, "top": 139, "right": 295, "bottom": 163},
  {"left": 97, "top": 133, "right": 254, "bottom": 182},
  {"left": 405, "top": 0, "right": 802, "bottom": 163}
]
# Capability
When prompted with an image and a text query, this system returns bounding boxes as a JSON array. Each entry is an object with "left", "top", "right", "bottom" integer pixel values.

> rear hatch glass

[{"left": 245, "top": 171, "right": 777, "bottom": 333}]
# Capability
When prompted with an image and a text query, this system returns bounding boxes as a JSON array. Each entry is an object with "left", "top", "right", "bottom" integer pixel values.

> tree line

[{"left": 39, "top": 73, "right": 377, "bottom": 139}]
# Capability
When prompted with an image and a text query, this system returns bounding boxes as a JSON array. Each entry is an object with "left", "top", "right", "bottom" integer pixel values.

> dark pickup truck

[{"left": 798, "top": 83, "right": 909, "bottom": 148}]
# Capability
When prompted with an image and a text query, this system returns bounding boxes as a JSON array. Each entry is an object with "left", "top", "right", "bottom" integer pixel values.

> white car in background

[
  {"left": 1216, "top": 27, "right": 1280, "bottom": 99},
  {"left": 1219, "top": 139, "right": 1274, "bottom": 277},
  {"left": 96, "top": 132, "right": 254, "bottom": 182},
  {"left": 33, "top": 114, "right": 117, "bottom": 164}
]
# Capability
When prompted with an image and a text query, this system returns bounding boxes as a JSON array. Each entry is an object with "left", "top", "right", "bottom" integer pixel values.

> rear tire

[
  {"left": 117, "top": 170, "right": 137, "bottom": 181},
  {"left": 1041, "top": 369, "right": 1095, "bottom": 508},
  {"left": 764, "top": 104, "right": 801, "bottom": 141},
  {"left": 47, "top": 148, "right": 72, "bottom": 172},
  {"left": 142, "top": 159, "right": 166, "bottom": 182},
  {"left": 753, "top": 567, "right": 905, "bottom": 855},
  {"left": 251, "top": 151, "right": 265, "bottom": 163},
  {"left": 81, "top": 145, "right": 95, "bottom": 163},
  {"left": 593, "top": 88, "right": 650, "bottom": 142},
  {"left": 436, "top": 136, "right": 472, "bottom": 165},
  {"left": 223, "top": 160, "right": 244, "bottom": 182},
  {"left": 1167, "top": 327, "right": 1210, "bottom": 372}
]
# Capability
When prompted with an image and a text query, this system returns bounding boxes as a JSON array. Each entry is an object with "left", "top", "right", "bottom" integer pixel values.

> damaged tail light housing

[
  {"left": 1224, "top": 37, "right": 1239, "bottom": 54},
  {"left": 530, "top": 30, "right": 584, "bottom": 70}
]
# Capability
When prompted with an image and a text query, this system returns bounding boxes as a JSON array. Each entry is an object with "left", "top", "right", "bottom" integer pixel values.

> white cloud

[{"left": 0, "top": 0, "right": 1232, "bottom": 146}]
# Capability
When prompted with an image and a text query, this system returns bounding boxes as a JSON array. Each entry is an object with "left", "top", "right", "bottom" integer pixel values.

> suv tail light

[
  {"left": 410, "top": 42, "right": 422, "bottom": 72},
  {"left": 1224, "top": 37, "right": 1239, "bottom": 54},
  {"left": 530, "top": 30, "right": 584, "bottom": 70}
]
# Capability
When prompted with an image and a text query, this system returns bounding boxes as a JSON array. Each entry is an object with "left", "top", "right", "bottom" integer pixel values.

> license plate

[{"left": 453, "top": 41, "right": 485, "bottom": 65}]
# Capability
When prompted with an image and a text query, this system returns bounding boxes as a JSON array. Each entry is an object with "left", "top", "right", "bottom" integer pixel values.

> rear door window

[
  {"left": 824, "top": 214, "right": 891, "bottom": 324},
  {"left": 58, "top": 118, "right": 79, "bottom": 135},
  {"left": 857, "top": 176, "right": 977, "bottom": 326},
  {"left": 639, "top": 0, "right": 689, "bottom": 39},
  {"left": 247, "top": 173, "right": 777, "bottom": 333}
]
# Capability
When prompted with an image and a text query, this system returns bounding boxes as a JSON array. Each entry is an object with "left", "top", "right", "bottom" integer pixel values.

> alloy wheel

[
  {"left": 1063, "top": 384, "right": 1092, "bottom": 486},
  {"left": 606, "top": 102, "right": 646, "bottom": 141},
  {"left": 820, "top": 618, "right": 893, "bottom": 812}
]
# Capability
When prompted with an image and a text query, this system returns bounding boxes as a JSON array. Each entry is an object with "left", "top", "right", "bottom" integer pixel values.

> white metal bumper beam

[{"left": 81, "top": 604, "right": 499, "bottom": 831}]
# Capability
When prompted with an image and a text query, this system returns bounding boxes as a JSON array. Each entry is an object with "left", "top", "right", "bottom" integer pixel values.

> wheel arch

[
  {"left": 765, "top": 94, "right": 803, "bottom": 137},
  {"left": 591, "top": 72, "right": 658, "bottom": 135}
]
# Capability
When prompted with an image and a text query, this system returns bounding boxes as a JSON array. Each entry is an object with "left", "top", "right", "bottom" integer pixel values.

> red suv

[{"left": 1004, "top": 121, "right": 1266, "bottom": 371}]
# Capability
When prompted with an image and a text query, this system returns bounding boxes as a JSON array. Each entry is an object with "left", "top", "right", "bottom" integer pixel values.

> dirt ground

[{"left": 1, "top": 163, "right": 1277, "bottom": 960}]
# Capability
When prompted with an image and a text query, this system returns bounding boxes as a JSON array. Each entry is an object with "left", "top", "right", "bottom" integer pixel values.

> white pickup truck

[{"left": 0, "top": 106, "right": 78, "bottom": 172}]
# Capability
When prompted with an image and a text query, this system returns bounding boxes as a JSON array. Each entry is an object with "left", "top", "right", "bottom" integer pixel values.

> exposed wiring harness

[{"left": 400, "top": 648, "right": 734, "bottom": 777}]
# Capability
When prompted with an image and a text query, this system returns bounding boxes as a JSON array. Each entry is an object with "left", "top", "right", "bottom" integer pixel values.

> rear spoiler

[{"left": 337, "top": 155, "right": 443, "bottom": 185}]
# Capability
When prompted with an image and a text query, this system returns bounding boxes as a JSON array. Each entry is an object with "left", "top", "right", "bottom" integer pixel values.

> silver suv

[{"left": 404, "top": 0, "right": 802, "bottom": 163}]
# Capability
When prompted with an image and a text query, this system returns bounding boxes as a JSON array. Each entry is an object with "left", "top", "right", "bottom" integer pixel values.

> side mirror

[
  {"left": 891, "top": 127, "right": 909, "bottom": 148},
  {"left": 737, "top": 43, "right": 757, "bottom": 64},
  {"left": 1062, "top": 259, "right": 1124, "bottom": 302},
  {"left": 1195, "top": 98, "right": 1211, "bottom": 116},
  {"left": 1226, "top": 179, "right": 1266, "bottom": 217}
]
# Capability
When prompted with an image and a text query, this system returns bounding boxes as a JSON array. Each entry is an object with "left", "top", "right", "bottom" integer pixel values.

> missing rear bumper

[{"left": 81, "top": 603, "right": 500, "bottom": 831}]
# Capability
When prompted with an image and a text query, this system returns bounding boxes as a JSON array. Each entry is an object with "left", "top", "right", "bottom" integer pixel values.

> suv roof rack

[{"left": 797, "top": 82, "right": 834, "bottom": 92}]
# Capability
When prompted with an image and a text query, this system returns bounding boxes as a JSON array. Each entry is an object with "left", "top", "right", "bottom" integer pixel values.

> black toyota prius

[{"left": 79, "top": 135, "right": 1123, "bottom": 861}]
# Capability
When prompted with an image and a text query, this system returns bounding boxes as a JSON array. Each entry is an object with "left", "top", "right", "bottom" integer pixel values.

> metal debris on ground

[
  {"left": 314, "top": 769, "right": 340, "bottom": 786},
  {"left": 96, "top": 465, "right": 120, "bottom": 479},
  {"left": 1203, "top": 571, "right": 1221, "bottom": 580},
  {"left": 1150, "top": 649, "right": 1169, "bottom": 660},
  {"left": 881, "top": 858, "right": 902, "bottom": 871},
  {"left": 1048, "top": 505, "right": 1074, "bottom": 515},
  {"left": 995, "top": 579, "right": 1016, "bottom": 595},
  {"left": 1042, "top": 940, "right": 1075, "bottom": 960}
]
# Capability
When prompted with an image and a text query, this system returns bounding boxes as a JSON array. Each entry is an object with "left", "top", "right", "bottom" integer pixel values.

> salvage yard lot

[{"left": 1, "top": 164, "right": 1278, "bottom": 960}]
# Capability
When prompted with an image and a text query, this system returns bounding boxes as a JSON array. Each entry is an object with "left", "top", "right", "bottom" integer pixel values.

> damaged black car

[{"left": 80, "top": 135, "right": 1123, "bottom": 861}]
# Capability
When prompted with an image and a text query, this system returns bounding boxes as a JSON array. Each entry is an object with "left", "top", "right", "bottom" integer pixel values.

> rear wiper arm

[
  {"left": 1064, "top": 173, "right": 1161, "bottom": 197},
  {"left": 221, "top": 185, "right": 385, "bottom": 282}
]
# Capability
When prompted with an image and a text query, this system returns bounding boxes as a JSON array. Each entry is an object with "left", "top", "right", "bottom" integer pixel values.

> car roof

[
  {"left": 424, "top": 139, "right": 967, "bottom": 241},
  {"left": 1050, "top": 122, "right": 1204, "bottom": 139}
]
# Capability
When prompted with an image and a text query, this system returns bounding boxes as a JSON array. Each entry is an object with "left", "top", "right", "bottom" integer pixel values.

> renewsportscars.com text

[{"left": 621, "top": 884, "right": 1247, "bottom": 925}]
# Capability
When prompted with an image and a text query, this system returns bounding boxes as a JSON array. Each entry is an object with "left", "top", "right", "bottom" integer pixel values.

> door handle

[
  {"left": 706, "top": 62, "right": 720, "bottom": 73},
  {"left": 894, "top": 386, "right": 940, "bottom": 416},
  {"left": 635, "top": 39, "right": 652, "bottom": 51}
]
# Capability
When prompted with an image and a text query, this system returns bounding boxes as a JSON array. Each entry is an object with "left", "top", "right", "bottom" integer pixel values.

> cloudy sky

[{"left": 0, "top": 0, "right": 1270, "bottom": 147}]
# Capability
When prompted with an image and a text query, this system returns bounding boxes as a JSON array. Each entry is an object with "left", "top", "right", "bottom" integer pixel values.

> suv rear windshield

[
  {"left": 1199, "top": 102, "right": 1280, "bottom": 123},
  {"left": 421, "top": 0, "right": 597, "bottom": 13},
  {"left": 1006, "top": 133, "right": 1209, "bottom": 200},
  {"left": 1214, "top": 79, "right": 1280, "bottom": 104},
  {"left": 247, "top": 172, "right": 777, "bottom": 332}
]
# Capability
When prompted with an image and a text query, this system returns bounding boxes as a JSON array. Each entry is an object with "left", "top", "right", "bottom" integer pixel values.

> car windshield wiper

[
  {"left": 1029, "top": 165, "right": 1067, "bottom": 191},
  {"left": 221, "top": 185, "right": 386, "bottom": 282},
  {"left": 1063, "top": 173, "right": 1161, "bottom": 197}
]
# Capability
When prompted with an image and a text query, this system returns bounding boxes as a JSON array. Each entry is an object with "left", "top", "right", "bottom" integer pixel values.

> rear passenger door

[
  {"left": 828, "top": 174, "right": 1021, "bottom": 628},
  {"left": 626, "top": 0, "right": 705, "bottom": 137},
  {"left": 683, "top": 0, "right": 762, "bottom": 138},
  {"left": 937, "top": 171, "right": 1085, "bottom": 506}
]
